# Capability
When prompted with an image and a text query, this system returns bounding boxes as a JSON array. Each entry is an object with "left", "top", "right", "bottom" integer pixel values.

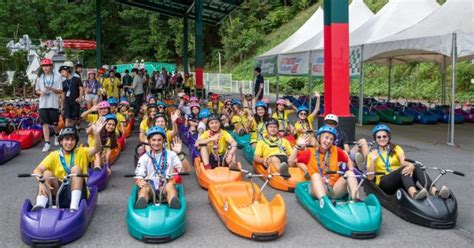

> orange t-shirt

[{"left": 302, "top": 146, "right": 348, "bottom": 187}]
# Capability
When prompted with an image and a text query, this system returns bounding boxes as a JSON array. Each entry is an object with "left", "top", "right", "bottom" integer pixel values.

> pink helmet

[
  {"left": 276, "top": 99, "right": 286, "bottom": 105},
  {"left": 119, "top": 100, "right": 129, "bottom": 106},
  {"left": 262, "top": 98, "right": 270, "bottom": 104},
  {"left": 97, "top": 101, "right": 110, "bottom": 109},
  {"left": 87, "top": 69, "right": 97, "bottom": 75},
  {"left": 189, "top": 103, "right": 200, "bottom": 109},
  {"left": 190, "top": 97, "right": 199, "bottom": 102},
  {"left": 40, "top": 58, "right": 53, "bottom": 66}
]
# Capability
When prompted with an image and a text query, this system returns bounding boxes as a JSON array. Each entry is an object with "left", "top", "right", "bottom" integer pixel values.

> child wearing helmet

[
  {"left": 152, "top": 111, "right": 180, "bottom": 149},
  {"left": 86, "top": 114, "right": 120, "bottom": 174},
  {"left": 273, "top": 98, "right": 297, "bottom": 136},
  {"left": 107, "top": 97, "right": 126, "bottom": 135},
  {"left": 249, "top": 101, "right": 269, "bottom": 147},
  {"left": 31, "top": 119, "right": 106, "bottom": 211},
  {"left": 365, "top": 124, "right": 449, "bottom": 200},
  {"left": 254, "top": 118, "right": 293, "bottom": 177},
  {"left": 207, "top": 94, "right": 224, "bottom": 114},
  {"left": 197, "top": 108, "right": 211, "bottom": 135},
  {"left": 293, "top": 125, "right": 359, "bottom": 200},
  {"left": 186, "top": 103, "right": 201, "bottom": 134},
  {"left": 134, "top": 126, "right": 190, "bottom": 209},
  {"left": 294, "top": 91, "right": 320, "bottom": 138},
  {"left": 139, "top": 104, "right": 159, "bottom": 143},
  {"left": 230, "top": 100, "right": 251, "bottom": 135},
  {"left": 81, "top": 100, "right": 111, "bottom": 124},
  {"left": 195, "top": 114, "right": 239, "bottom": 170},
  {"left": 323, "top": 114, "right": 350, "bottom": 153}
]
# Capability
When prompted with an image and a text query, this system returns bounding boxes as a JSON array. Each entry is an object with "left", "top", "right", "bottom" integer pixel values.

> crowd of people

[{"left": 31, "top": 60, "right": 451, "bottom": 213}]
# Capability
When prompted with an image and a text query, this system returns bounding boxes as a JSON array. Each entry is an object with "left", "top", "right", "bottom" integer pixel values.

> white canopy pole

[
  {"left": 441, "top": 55, "right": 447, "bottom": 105},
  {"left": 308, "top": 60, "right": 313, "bottom": 112},
  {"left": 358, "top": 45, "right": 365, "bottom": 125},
  {"left": 448, "top": 33, "right": 457, "bottom": 146},
  {"left": 276, "top": 75, "right": 280, "bottom": 100},
  {"left": 387, "top": 58, "right": 392, "bottom": 102}
]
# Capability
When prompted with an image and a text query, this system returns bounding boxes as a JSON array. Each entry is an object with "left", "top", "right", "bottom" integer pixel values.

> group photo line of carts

[{"left": 0, "top": 97, "right": 466, "bottom": 246}]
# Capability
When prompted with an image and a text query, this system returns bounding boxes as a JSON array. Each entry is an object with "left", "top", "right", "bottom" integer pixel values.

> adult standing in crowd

[
  {"left": 73, "top": 63, "right": 83, "bottom": 79},
  {"left": 35, "top": 58, "right": 63, "bottom": 152},
  {"left": 102, "top": 70, "right": 120, "bottom": 99},
  {"left": 254, "top": 67, "right": 264, "bottom": 101},
  {"left": 60, "top": 61, "right": 83, "bottom": 129},
  {"left": 84, "top": 69, "right": 101, "bottom": 109},
  {"left": 121, "top": 69, "right": 133, "bottom": 98},
  {"left": 124, "top": 68, "right": 144, "bottom": 118}
]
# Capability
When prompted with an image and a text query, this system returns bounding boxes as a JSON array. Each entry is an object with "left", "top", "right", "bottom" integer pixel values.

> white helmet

[
  {"left": 62, "top": 61, "right": 74, "bottom": 68},
  {"left": 324, "top": 114, "right": 339, "bottom": 124}
]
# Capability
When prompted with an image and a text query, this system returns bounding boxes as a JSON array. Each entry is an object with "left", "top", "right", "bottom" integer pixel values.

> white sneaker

[
  {"left": 42, "top": 143, "right": 51, "bottom": 152},
  {"left": 54, "top": 136, "right": 60, "bottom": 146}
]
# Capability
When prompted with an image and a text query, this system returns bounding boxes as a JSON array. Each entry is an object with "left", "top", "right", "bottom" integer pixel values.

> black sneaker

[
  {"left": 279, "top": 163, "right": 290, "bottom": 179},
  {"left": 169, "top": 196, "right": 181, "bottom": 209},
  {"left": 93, "top": 167, "right": 102, "bottom": 172},
  {"left": 304, "top": 171, "right": 311, "bottom": 180},
  {"left": 135, "top": 197, "right": 148, "bottom": 209}
]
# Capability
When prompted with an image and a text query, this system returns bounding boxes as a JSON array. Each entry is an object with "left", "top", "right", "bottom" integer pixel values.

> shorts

[
  {"left": 57, "top": 180, "right": 88, "bottom": 209},
  {"left": 63, "top": 101, "right": 81, "bottom": 120},
  {"left": 209, "top": 154, "right": 226, "bottom": 169},
  {"left": 85, "top": 94, "right": 99, "bottom": 102},
  {"left": 39, "top": 108, "right": 59, "bottom": 126},
  {"left": 272, "top": 155, "right": 288, "bottom": 164}
]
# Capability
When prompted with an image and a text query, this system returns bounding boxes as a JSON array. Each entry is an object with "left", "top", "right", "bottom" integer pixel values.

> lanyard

[
  {"left": 262, "top": 135, "right": 286, "bottom": 153},
  {"left": 65, "top": 79, "right": 72, "bottom": 90},
  {"left": 315, "top": 149, "right": 331, "bottom": 183},
  {"left": 59, "top": 149, "right": 75, "bottom": 175},
  {"left": 377, "top": 146, "right": 391, "bottom": 172},
  {"left": 148, "top": 150, "right": 167, "bottom": 178},
  {"left": 256, "top": 121, "right": 264, "bottom": 138},
  {"left": 299, "top": 119, "right": 309, "bottom": 131},
  {"left": 277, "top": 111, "right": 287, "bottom": 129},
  {"left": 209, "top": 130, "right": 220, "bottom": 156},
  {"left": 43, "top": 74, "right": 54, "bottom": 88}
]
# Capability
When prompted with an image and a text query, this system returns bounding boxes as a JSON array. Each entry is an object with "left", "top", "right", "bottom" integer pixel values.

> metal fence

[{"left": 204, "top": 73, "right": 269, "bottom": 95}]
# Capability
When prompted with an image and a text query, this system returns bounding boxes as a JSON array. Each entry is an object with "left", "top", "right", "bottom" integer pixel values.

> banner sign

[{"left": 277, "top": 52, "right": 309, "bottom": 75}]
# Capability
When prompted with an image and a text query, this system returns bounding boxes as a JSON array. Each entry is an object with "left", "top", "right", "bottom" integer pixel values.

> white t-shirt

[
  {"left": 135, "top": 149, "right": 182, "bottom": 190},
  {"left": 197, "top": 121, "right": 206, "bottom": 133},
  {"left": 35, "top": 72, "right": 63, "bottom": 109}
]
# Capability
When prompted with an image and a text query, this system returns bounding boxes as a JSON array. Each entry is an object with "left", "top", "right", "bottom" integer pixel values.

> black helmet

[
  {"left": 208, "top": 114, "right": 220, "bottom": 122},
  {"left": 58, "top": 126, "right": 79, "bottom": 143},
  {"left": 265, "top": 118, "right": 279, "bottom": 128}
]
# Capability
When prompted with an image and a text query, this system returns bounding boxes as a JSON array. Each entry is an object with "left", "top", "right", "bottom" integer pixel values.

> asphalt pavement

[{"left": 0, "top": 122, "right": 473, "bottom": 247}]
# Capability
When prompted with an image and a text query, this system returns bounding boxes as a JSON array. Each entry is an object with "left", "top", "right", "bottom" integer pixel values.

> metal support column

[
  {"left": 387, "top": 58, "right": 393, "bottom": 102},
  {"left": 95, "top": 0, "right": 102, "bottom": 67},
  {"left": 358, "top": 45, "right": 365, "bottom": 126},
  {"left": 448, "top": 33, "right": 457, "bottom": 146},
  {"left": 183, "top": 15, "right": 189, "bottom": 74},
  {"left": 195, "top": 0, "right": 204, "bottom": 94}
]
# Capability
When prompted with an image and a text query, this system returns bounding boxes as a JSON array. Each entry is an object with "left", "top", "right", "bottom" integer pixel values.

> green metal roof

[{"left": 115, "top": 0, "right": 243, "bottom": 26}]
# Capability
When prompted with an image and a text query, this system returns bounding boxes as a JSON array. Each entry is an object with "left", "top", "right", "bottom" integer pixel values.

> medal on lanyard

[
  {"left": 316, "top": 149, "right": 331, "bottom": 184},
  {"left": 377, "top": 146, "right": 391, "bottom": 172},
  {"left": 148, "top": 150, "right": 167, "bottom": 179},
  {"left": 59, "top": 148, "right": 75, "bottom": 176}
]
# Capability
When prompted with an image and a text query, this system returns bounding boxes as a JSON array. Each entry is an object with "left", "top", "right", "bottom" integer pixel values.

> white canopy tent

[
  {"left": 285, "top": 0, "right": 374, "bottom": 54},
  {"left": 255, "top": 0, "right": 375, "bottom": 107},
  {"left": 257, "top": 7, "right": 324, "bottom": 59},
  {"left": 362, "top": 0, "right": 474, "bottom": 145},
  {"left": 349, "top": 0, "right": 440, "bottom": 127}
]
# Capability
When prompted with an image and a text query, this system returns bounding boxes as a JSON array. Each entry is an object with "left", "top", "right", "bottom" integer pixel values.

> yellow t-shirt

[
  {"left": 102, "top": 77, "right": 120, "bottom": 98},
  {"left": 250, "top": 120, "right": 267, "bottom": 143},
  {"left": 185, "top": 77, "right": 194, "bottom": 88},
  {"left": 367, "top": 145, "right": 404, "bottom": 185},
  {"left": 272, "top": 110, "right": 293, "bottom": 130},
  {"left": 40, "top": 147, "right": 92, "bottom": 180},
  {"left": 231, "top": 112, "right": 249, "bottom": 131},
  {"left": 255, "top": 136, "right": 292, "bottom": 158},
  {"left": 294, "top": 115, "right": 315, "bottom": 137},
  {"left": 86, "top": 113, "right": 99, "bottom": 123},
  {"left": 199, "top": 130, "right": 234, "bottom": 155},
  {"left": 140, "top": 118, "right": 150, "bottom": 134},
  {"left": 207, "top": 101, "right": 224, "bottom": 114}
]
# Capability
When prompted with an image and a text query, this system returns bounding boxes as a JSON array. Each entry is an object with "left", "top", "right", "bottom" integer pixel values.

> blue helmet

[
  {"left": 199, "top": 108, "right": 211, "bottom": 119},
  {"left": 104, "top": 114, "right": 118, "bottom": 123},
  {"left": 232, "top": 99, "right": 241, "bottom": 106},
  {"left": 107, "top": 97, "right": 118, "bottom": 105},
  {"left": 120, "top": 96, "right": 128, "bottom": 102},
  {"left": 146, "top": 126, "right": 167, "bottom": 140},
  {"left": 372, "top": 124, "right": 391, "bottom": 137},
  {"left": 316, "top": 125, "right": 337, "bottom": 138},
  {"left": 156, "top": 101, "right": 167, "bottom": 107},
  {"left": 255, "top": 101, "right": 267, "bottom": 109},
  {"left": 297, "top": 106, "right": 309, "bottom": 114}
]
